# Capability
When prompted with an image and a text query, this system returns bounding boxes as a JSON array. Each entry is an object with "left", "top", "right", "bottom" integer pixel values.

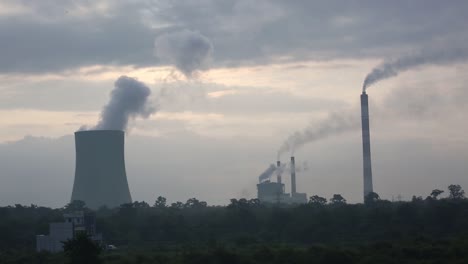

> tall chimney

[
  {"left": 361, "top": 91, "right": 374, "bottom": 200},
  {"left": 276, "top": 160, "right": 282, "bottom": 184},
  {"left": 290, "top": 156, "right": 296, "bottom": 194},
  {"left": 71, "top": 130, "right": 132, "bottom": 209}
]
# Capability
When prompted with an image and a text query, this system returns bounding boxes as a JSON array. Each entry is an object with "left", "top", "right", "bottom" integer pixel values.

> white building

[
  {"left": 36, "top": 211, "right": 102, "bottom": 252},
  {"left": 36, "top": 222, "right": 74, "bottom": 253}
]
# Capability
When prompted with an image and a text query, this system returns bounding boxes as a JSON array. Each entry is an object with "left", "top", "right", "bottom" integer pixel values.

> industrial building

[
  {"left": 36, "top": 211, "right": 102, "bottom": 252},
  {"left": 71, "top": 130, "right": 132, "bottom": 209},
  {"left": 257, "top": 156, "right": 307, "bottom": 204}
]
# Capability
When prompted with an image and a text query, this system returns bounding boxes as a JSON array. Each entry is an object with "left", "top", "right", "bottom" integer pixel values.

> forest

[{"left": 1, "top": 184, "right": 468, "bottom": 263}]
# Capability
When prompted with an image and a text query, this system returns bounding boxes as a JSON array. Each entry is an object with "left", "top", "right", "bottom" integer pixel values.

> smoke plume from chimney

[
  {"left": 277, "top": 111, "right": 359, "bottom": 159},
  {"left": 93, "top": 76, "right": 156, "bottom": 131},
  {"left": 154, "top": 29, "right": 213, "bottom": 78},
  {"left": 363, "top": 45, "right": 468, "bottom": 92},
  {"left": 258, "top": 164, "right": 277, "bottom": 182}
]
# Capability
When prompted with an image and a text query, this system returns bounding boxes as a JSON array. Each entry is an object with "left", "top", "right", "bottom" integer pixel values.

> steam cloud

[
  {"left": 258, "top": 164, "right": 276, "bottom": 182},
  {"left": 154, "top": 30, "right": 213, "bottom": 78},
  {"left": 93, "top": 76, "right": 156, "bottom": 131},
  {"left": 277, "top": 111, "right": 359, "bottom": 159},
  {"left": 363, "top": 45, "right": 468, "bottom": 91}
]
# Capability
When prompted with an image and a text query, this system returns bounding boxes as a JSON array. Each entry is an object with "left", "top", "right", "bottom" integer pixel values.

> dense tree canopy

[{"left": 1, "top": 185, "right": 468, "bottom": 263}]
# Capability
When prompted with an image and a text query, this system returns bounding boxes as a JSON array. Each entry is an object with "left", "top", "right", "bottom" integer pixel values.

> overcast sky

[{"left": 1, "top": 0, "right": 468, "bottom": 208}]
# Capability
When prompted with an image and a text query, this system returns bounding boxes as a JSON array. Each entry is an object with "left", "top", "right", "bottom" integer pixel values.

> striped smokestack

[
  {"left": 361, "top": 91, "right": 373, "bottom": 200},
  {"left": 277, "top": 161, "right": 282, "bottom": 184},
  {"left": 290, "top": 156, "right": 296, "bottom": 194}
]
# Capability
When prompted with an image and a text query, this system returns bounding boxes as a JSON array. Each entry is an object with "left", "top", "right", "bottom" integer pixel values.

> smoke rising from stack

[
  {"left": 363, "top": 45, "right": 468, "bottom": 91},
  {"left": 154, "top": 29, "right": 214, "bottom": 78},
  {"left": 93, "top": 76, "right": 156, "bottom": 131},
  {"left": 258, "top": 164, "right": 276, "bottom": 182},
  {"left": 277, "top": 111, "right": 359, "bottom": 159}
]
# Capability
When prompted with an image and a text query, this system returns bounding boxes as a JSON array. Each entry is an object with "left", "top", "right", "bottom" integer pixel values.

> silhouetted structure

[
  {"left": 361, "top": 92, "right": 374, "bottom": 199},
  {"left": 257, "top": 156, "right": 307, "bottom": 204},
  {"left": 36, "top": 211, "right": 102, "bottom": 252},
  {"left": 71, "top": 130, "right": 132, "bottom": 209}
]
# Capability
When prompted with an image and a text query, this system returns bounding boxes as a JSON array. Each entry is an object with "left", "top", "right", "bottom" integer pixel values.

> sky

[{"left": 1, "top": 0, "right": 468, "bottom": 208}]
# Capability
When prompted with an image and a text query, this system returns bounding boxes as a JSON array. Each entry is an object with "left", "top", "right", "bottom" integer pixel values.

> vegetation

[
  {"left": 63, "top": 232, "right": 102, "bottom": 264},
  {"left": 1, "top": 185, "right": 468, "bottom": 263}
]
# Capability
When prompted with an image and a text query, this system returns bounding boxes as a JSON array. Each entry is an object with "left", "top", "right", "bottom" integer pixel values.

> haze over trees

[{"left": 1, "top": 185, "right": 468, "bottom": 263}]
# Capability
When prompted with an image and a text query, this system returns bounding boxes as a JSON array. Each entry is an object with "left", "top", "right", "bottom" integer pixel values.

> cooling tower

[
  {"left": 290, "top": 156, "right": 296, "bottom": 194},
  {"left": 360, "top": 92, "right": 374, "bottom": 199},
  {"left": 71, "top": 130, "right": 132, "bottom": 209},
  {"left": 276, "top": 160, "right": 282, "bottom": 184}
]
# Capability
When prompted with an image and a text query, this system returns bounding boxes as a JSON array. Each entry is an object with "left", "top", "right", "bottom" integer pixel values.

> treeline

[
  {"left": 4, "top": 237, "right": 468, "bottom": 264},
  {"left": 0, "top": 185, "right": 467, "bottom": 251}
]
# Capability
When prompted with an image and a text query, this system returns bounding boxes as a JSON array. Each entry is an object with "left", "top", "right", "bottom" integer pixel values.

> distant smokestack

[
  {"left": 361, "top": 92, "right": 373, "bottom": 199},
  {"left": 71, "top": 130, "right": 132, "bottom": 209},
  {"left": 276, "top": 160, "right": 282, "bottom": 184},
  {"left": 291, "top": 156, "right": 296, "bottom": 194}
]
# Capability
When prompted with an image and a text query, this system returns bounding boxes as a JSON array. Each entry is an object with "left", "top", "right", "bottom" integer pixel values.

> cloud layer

[{"left": 1, "top": 1, "right": 468, "bottom": 73}]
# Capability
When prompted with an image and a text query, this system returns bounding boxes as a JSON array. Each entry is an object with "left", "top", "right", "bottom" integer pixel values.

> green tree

[
  {"left": 64, "top": 200, "right": 87, "bottom": 212},
  {"left": 170, "top": 201, "right": 184, "bottom": 209},
  {"left": 185, "top": 198, "right": 208, "bottom": 209},
  {"left": 154, "top": 196, "right": 167, "bottom": 208},
  {"left": 330, "top": 194, "right": 346, "bottom": 204},
  {"left": 63, "top": 232, "right": 101, "bottom": 264},
  {"left": 430, "top": 189, "right": 444, "bottom": 200},
  {"left": 365, "top": 192, "right": 380, "bottom": 204},
  {"left": 448, "top": 184, "right": 465, "bottom": 199},
  {"left": 248, "top": 198, "right": 261, "bottom": 207},
  {"left": 133, "top": 201, "right": 150, "bottom": 208},
  {"left": 309, "top": 195, "right": 327, "bottom": 205}
]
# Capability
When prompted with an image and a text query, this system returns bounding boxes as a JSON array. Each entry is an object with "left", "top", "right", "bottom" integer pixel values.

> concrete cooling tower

[{"left": 71, "top": 130, "right": 132, "bottom": 209}]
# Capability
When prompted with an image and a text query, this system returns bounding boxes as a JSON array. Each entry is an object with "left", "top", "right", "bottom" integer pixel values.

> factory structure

[
  {"left": 257, "top": 156, "right": 307, "bottom": 204},
  {"left": 71, "top": 130, "right": 132, "bottom": 209},
  {"left": 361, "top": 91, "right": 374, "bottom": 199},
  {"left": 67, "top": 91, "right": 373, "bottom": 208},
  {"left": 36, "top": 211, "right": 102, "bottom": 252}
]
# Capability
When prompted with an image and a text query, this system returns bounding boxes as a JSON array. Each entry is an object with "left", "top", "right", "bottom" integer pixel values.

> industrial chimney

[
  {"left": 276, "top": 161, "right": 282, "bottom": 184},
  {"left": 290, "top": 156, "right": 296, "bottom": 194},
  {"left": 360, "top": 91, "right": 373, "bottom": 200},
  {"left": 71, "top": 130, "right": 132, "bottom": 209}
]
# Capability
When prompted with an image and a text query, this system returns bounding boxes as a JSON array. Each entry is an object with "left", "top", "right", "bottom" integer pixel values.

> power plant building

[
  {"left": 257, "top": 156, "right": 307, "bottom": 204},
  {"left": 71, "top": 130, "right": 132, "bottom": 209}
]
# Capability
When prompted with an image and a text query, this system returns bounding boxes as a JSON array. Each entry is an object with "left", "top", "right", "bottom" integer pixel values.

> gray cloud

[
  {"left": 1, "top": 1, "right": 468, "bottom": 73},
  {"left": 155, "top": 82, "right": 347, "bottom": 114},
  {"left": 0, "top": 1, "right": 158, "bottom": 73},
  {"left": 0, "top": 79, "right": 111, "bottom": 111},
  {"left": 154, "top": 29, "right": 213, "bottom": 77}
]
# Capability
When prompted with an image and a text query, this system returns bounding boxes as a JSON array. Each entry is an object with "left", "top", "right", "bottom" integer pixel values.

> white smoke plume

[
  {"left": 363, "top": 45, "right": 468, "bottom": 91},
  {"left": 277, "top": 111, "right": 359, "bottom": 159},
  {"left": 93, "top": 76, "right": 156, "bottom": 131},
  {"left": 258, "top": 164, "right": 276, "bottom": 182},
  {"left": 154, "top": 29, "right": 213, "bottom": 78}
]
